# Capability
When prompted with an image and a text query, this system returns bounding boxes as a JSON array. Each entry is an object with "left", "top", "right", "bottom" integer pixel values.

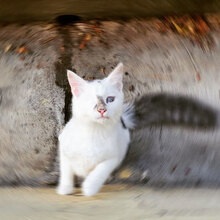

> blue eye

[{"left": 106, "top": 96, "right": 115, "bottom": 103}]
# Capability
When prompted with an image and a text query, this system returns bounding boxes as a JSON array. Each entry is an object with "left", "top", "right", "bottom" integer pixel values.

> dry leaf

[
  {"left": 89, "top": 24, "right": 102, "bottom": 34},
  {"left": 4, "top": 44, "right": 12, "bottom": 53},
  {"left": 79, "top": 33, "right": 92, "bottom": 50},
  {"left": 79, "top": 42, "right": 86, "bottom": 50},
  {"left": 160, "top": 16, "right": 212, "bottom": 49},
  {"left": 17, "top": 46, "right": 28, "bottom": 54},
  {"left": 60, "top": 46, "right": 65, "bottom": 51},
  {"left": 85, "top": 33, "right": 92, "bottom": 41},
  {"left": 119, "top": 169, "right": 132, "bottom": 179}
]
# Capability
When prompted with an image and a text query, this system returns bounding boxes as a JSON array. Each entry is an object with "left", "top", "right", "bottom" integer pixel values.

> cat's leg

[
  {"left": 57, "top": 153, "right": 74, "bottom": 195},
  {"left": 82, "top": 158, "right": 119, "bottom": 197}
]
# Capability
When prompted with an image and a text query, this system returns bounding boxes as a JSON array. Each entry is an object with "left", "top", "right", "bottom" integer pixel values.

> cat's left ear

[
  {"left": 67, "top": 70, "right": 86, "bottom": 97},
  {"left": 107, "top": 62, "right": 124, "bottom": 91}
]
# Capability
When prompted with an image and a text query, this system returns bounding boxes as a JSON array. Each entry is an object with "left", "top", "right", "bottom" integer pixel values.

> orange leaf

[
  {"left": 85, "top": 33, "right": 92, "bottom": 41},
  {"left": 17, "top": 47, "right": 28, "bottom": 54},
  {"left": 79, "top": 33, "right": 92, "bottom": 50},
  {"left": 60, "top": 46, "right": 65, "bottom": 51}
]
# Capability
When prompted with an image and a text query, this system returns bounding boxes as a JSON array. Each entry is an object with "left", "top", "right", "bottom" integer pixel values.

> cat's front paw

[
  {"left": 56, "top": 185, "right": 74, "bottom": 195},
  {"left": 82, "top": 181, "right": 101, "bottom": 197}
]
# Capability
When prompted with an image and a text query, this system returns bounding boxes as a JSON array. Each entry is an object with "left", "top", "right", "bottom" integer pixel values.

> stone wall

[{"left": 1, "top": 16, "right": 220, "bottom": 186}]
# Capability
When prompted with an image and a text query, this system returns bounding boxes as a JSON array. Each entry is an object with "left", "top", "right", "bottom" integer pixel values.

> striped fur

[{"left": 123, "top": 93, "right": 218, "bottom": 130}]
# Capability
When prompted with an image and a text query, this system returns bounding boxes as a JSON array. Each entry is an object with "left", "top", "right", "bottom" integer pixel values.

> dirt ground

[{"left": 1, "top": 184, "right": 220, "bottom": 220}]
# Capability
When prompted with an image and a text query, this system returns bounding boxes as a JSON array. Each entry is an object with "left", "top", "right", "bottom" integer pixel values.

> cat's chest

[{"left": 60, "top": 125, "right": 119, "bottom": 159}]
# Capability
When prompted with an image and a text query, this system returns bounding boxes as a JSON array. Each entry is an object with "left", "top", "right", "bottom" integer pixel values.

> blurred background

[{"left": 1, "top": 0, "right": 220, "bottom": 219}]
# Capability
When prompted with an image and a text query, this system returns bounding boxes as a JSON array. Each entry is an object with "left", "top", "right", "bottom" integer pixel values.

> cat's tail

[{"left": 122, "top": 93, "right": 219, "bottom": 130}]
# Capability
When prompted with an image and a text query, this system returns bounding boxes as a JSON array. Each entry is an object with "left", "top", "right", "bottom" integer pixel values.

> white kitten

[{"left": 57, "top": 63, "right": 134, "bottom": 197}]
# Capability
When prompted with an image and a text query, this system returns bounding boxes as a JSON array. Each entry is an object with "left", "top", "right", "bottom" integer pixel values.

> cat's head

[{"left": 67, "top": 63, "right": 124, "bottom": 125}]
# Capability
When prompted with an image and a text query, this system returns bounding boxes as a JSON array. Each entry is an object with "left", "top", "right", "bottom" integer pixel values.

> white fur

[{"left": 57, "top": 63, "right": 133, "bottom": 196}]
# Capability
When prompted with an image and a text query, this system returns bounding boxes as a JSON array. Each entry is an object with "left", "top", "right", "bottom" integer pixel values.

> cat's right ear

[{"left": 67, "top": 70, "right": 86, "bottom": 97}]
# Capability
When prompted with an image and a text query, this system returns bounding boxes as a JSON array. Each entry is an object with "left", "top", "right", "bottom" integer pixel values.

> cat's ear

[
  {"left": 107, "top": 62, "right": 124, "bottom": 91},
  {"left": 67, "top": 70, "right": 86, "bottom": 97}
]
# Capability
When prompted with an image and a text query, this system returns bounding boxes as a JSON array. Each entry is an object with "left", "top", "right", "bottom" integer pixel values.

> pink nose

[{"left": 98, "top": 108, "right": 106, "bottom": 115}]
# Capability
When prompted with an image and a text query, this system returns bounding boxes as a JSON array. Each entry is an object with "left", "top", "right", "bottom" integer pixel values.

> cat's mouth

[{"left": 97, "top": 116, "right": 109, "bottom": 120}]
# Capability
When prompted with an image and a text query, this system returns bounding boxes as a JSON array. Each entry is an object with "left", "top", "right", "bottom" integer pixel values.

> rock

[{"left": 0, "top": 25, "right": 64, "bottom": 185}]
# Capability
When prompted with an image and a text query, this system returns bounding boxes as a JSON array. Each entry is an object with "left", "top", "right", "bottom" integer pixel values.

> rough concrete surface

[
  {"left": 1, "top": 185, "right": 220, "bottom": 220},
  {"left": 0, "top": 24, "right": 64, "bottom": 185},
  {"left": 1, "top": 16, "right": 220, "bottom": 186}
]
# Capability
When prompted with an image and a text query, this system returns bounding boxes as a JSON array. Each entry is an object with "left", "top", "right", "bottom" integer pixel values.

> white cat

[{"left": 57, "top": 63, "right": 135, "bottom": 197}]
